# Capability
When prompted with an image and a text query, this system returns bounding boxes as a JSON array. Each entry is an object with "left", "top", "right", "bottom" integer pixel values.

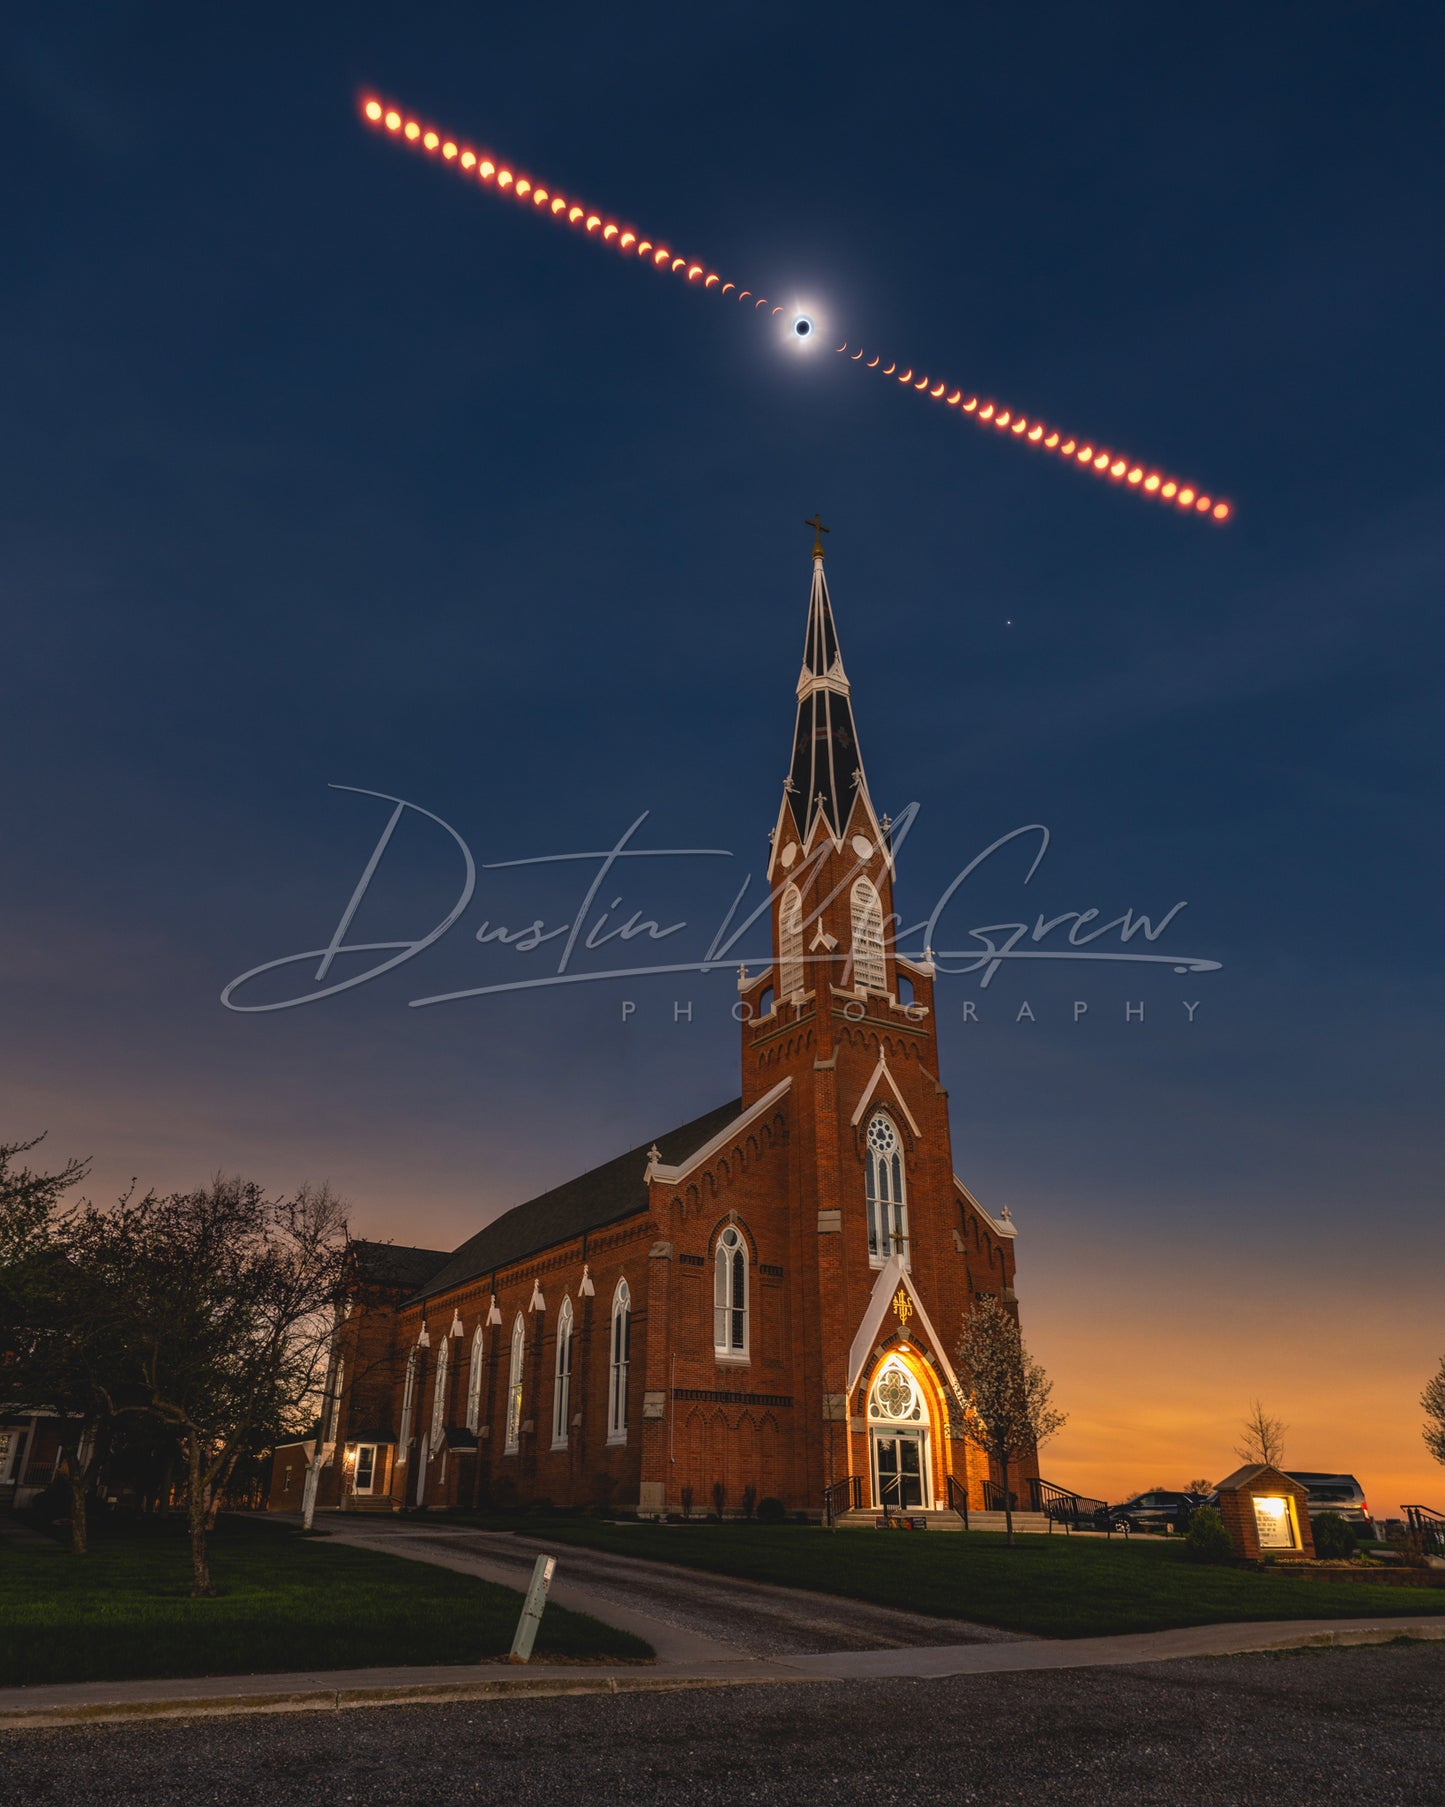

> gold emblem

[{"left": 892, "top": 1286, "right": 914, "bottom": 1327}]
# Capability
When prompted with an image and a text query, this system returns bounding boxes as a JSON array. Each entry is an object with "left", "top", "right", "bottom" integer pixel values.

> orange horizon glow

[{"left": 358, "top": 91, "right": 1232, "bottom": 524}]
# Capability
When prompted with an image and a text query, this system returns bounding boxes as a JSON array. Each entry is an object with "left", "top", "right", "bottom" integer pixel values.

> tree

[
  {"left": 0, "top": 1136, "right": 105, "bottom": 1554},
  {"left": 69, "top": 1175, "right": 349, "bottom": 1595},
  {"left": 1186, "top": 1478, "right": 1212, "bottom": 1495},
  {"left": 955, "top": 1296, "right": 1067, "bottom": 1545},
  {"left": 1423, "top": 1356, "right": 1445, "bottom": 1467},
  {"left": 1235, "top": 1400, "right": 1288, "bottom": 1469}
]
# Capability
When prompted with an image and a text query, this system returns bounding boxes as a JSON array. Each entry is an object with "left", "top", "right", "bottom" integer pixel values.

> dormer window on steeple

[
  {"left": 778, "top": 884, "right": 804, "bottom": 998},
  {"left": 850, "top": 876, "right": 886, "bottom": 993}
]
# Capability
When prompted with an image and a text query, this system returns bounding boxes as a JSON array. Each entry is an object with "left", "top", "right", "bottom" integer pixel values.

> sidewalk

[{"left": 2, "top": 1617, "right": 1441, "bottom": 1733}]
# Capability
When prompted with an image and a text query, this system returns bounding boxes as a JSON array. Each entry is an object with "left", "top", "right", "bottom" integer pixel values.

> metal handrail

[
  {"left": 1030, "top": 1476, "right": 1109, "bottom": 1526},
  {"left": 1403, "top": 1504, "right": 1445, "bottom": 1548},
  {"left": 946, "top": 1473, "right": 970, "bottom": 1528},
  {"left": 982, "top": 1479, "right": 1018, "bottom": 1512},
  {"left": 822, "top": 1473, "right": 862, "bottom": 1525}
]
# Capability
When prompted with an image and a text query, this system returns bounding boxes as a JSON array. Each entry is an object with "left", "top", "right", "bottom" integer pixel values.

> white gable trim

[
  {"left": 846, "top": 1255, "right": 966, "bottom": 1406},
  {"left": 954, "top": 1174, "right": 1017, "bottom": 1239},
  {"left": 646, "top": 1077, "right": 792, "bottom": 1185},
  {"left": 849, "top": 1051, "right": 922, "bottom": 1139}
]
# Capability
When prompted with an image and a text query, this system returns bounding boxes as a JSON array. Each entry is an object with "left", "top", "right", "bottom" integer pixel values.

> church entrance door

[
  {"left": 873, "top": 1430, "right": 927, "bottom": 1510},
  {"left": 866, "top": 1354, "right": 933, "bottom": 1509}
]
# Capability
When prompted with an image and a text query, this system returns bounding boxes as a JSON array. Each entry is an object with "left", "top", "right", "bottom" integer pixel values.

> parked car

[
  {"left": 1097, "top": 1490, "right": 1203, "bottom": 1534},
  {"left": 1286, "top": 1472, "right": 1375, "bottom": 1537}
]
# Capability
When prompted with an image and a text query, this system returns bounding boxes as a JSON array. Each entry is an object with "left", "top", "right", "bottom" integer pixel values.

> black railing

[
  {"left": 946, "top": 1473, "right": 970, "bottom": 1528},
  {"left": 982, "top": 1480, "right": 1018, "bottom": 1512},
  {"left": 1030, "top": 1477, "right": 1109, "bottom": 1528},
  {"left": 823, "top": 1474, "right": 862, "bottom": 1524},
  {"left": 1403, "top": 1504, "right": 1445, "bottom": 1550}
]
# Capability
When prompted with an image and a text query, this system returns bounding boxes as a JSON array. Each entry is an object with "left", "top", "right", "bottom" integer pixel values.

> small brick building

[
  {"left": 1213, "top": 1463, "right": 1316, "bottom": 1560},
  {"left": 271, "top": 540, "right": 1037, "bottom": 1521}
]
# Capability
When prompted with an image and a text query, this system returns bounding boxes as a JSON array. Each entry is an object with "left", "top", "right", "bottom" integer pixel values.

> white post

[{"left": 507, "top": 1554, "right": 557, "bottom": 1665}]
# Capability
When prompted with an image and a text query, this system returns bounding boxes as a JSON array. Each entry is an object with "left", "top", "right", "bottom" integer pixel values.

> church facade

[{"left": 284, "top": 538, "right": 1033, "bottom": 1521}]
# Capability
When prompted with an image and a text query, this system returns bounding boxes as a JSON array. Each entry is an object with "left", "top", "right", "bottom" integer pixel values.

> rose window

[{"left": 869, "top": 1364, "right": 922, "bottom": 1421}]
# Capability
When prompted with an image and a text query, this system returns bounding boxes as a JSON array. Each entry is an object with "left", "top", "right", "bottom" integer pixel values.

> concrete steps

[{"left": 835, "top": 1506, "right": 1052, "bottom": 1534}]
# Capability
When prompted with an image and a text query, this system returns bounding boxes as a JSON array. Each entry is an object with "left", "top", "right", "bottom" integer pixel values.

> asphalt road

[{"left": 5, "top": 1643, "right": 1441, "bottom": 1806}]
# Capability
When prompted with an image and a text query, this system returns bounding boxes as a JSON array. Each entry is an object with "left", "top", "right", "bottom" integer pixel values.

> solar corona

[{"left": 360, "top": 96, "right": 1231, "bottom": 522}]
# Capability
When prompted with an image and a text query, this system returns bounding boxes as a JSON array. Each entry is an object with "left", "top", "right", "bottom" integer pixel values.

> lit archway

[{"left": 867, "top": 1352, "right": 933, "bottom": 1510}]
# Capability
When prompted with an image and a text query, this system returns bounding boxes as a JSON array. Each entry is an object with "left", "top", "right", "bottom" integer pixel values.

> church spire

[{"left": 784, "top": 520, "right": 867, "bottom": 840}]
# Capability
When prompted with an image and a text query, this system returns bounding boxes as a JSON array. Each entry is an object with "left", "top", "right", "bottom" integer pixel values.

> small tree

[
  {"left": 68, "top": 1176, "right": 348, "bottom": 1595},
  {"left": 1422, "top": 1356, "right": 1445, "bottom": 1468},
  {"left": 1235, "top": 1400, "right": 1288, "bottom": 1469},
  {"left": 711, "top": 1479, "right": 727, "bottom": 1520},
  {"left": 955, "top": 1297, "right": 1067, "bottom": 1545},
  {"left": 1186, "top": 1478, "right": 1212, "bottom": 1495}
]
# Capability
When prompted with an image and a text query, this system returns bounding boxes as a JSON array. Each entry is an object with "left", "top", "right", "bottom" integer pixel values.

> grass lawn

[
  {"left": 0, "top": 1515, "right": 650, "bottom": 1687},
  {"left": 526, "top": 1521, "right": 1445, "bottom": 1640}
]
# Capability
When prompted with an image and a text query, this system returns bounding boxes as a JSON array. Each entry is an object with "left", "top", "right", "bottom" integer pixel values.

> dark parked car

[
  {"left": 1287, "top": 1472, "right": 1375, "bottom": 1536},
  {"left": 1098, "top": 1490, "right": 1203, "bottom": 1534}
]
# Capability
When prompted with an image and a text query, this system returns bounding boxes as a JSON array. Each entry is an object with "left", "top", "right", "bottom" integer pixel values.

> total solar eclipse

[{"left": 362, "top": 95, "right": 1231, "bottom": 520}]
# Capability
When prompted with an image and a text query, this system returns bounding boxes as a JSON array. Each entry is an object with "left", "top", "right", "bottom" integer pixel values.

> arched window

[
  {"left": 713, "top": 1226, "right": 748, "bottom": 1357},
  {"left": 778, "top": 883, "right": 804, "bottom": 998},
  {"left": 429, "top": 1333, "right": 449, "bottom": 1449},
  {"left": 850, "top": 876, "right": 886, "bottom": 993},
  {"left": 465, "top": 1324, "right": 485, "bottom": 1433},
  {"left": 865, "top": 1112, "right": 908, "bottom": 1265},
  {"left": 552, "top": 1296, "right": 574, "bottom": 1448},
  {"left": 327, "top": 1360, "right": 344, "bottom": 1443},
  {"left": 398, "top": 1348, "right": 418, "bottom": 1463},
  {"left": 608, "top": 1279, "right": 631, "bottom": 1442},
  {"left": 505, "top": 1314, "right": 525, "bottom": 1453}
]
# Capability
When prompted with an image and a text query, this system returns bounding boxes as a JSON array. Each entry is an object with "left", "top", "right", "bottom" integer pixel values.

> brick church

[{"left": 276, "top": 534, "right": 1033, "bottom": 1521}]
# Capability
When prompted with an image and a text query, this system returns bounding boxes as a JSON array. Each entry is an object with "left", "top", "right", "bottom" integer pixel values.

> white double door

[{"left": 872, "top": 1427, "right": 930, "bottom": 1510}]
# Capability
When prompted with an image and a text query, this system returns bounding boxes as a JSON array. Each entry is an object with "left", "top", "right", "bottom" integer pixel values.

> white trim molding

[{"left": 646, "top": 1077, "right": 791, "bottom": 1185}]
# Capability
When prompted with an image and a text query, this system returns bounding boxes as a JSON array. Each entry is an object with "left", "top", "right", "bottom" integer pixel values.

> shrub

[
  {"left": 742, "top": 1484, "right": 758, "bottom": 1521},
  {"left": 1312, "top": 1512, "right": 1356, "bottom": 1560},
  {"left": 712, "top": 1480, "right": 727, "bottom": 1518},
  {"left": 756, "top": 1496, "right": 786, "bottom": 1525},
  {"left": 679, "top": 1484, "right": 694, "bottom": 1521},
  {"left": 1183, "top": 1504, "right": 1233, "bottom": 1564}
]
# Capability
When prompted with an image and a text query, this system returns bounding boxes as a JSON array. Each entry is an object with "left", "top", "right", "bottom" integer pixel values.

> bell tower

[
  {"left": 732, "top": 525, "right": 1017, "bottom": 1518},
  {"left": 739, "top": 520, "right": 942, "bottom": 1103}
]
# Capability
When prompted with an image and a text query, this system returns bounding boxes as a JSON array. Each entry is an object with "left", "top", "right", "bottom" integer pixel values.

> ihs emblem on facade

[{"left": 892, "top": 1286, "right": 914, "bottom": 1328}]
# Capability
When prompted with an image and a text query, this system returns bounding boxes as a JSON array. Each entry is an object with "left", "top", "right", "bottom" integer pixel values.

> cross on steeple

[{"left": 804, "top": 513, "right": 830, "bottom": 558}]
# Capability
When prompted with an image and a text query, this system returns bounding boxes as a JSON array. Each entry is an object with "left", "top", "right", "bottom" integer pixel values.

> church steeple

[{"left": 785, "top": 522, "right": 869, "bottom": 842}]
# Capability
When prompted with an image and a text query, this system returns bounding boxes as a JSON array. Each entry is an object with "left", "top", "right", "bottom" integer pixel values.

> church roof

[
  {"left": 406, "top": 1096, "right": 744, "bottom": 1303},
  {"left": 786, "top": 552, "right": 866, "bottom": 840},
  {"left": 350, "top": 1240, "right": 452, "bottom": 1292}
]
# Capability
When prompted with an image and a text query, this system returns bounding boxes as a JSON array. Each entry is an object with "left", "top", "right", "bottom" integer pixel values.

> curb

[
  {"left": 0, "top": 1668, "right": 817, "bottom": 1733},
  {"left": 3, "top": 1619, "right": 1442, "bottom": 1733}
]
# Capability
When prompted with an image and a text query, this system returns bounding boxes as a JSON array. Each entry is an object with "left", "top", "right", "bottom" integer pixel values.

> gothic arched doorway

[{"left": 868, "top": 1354, "right": 932, "bottom": 1510}]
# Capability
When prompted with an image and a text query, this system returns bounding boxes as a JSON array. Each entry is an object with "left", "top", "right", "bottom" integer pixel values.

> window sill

[
  {"left": 713, "top": 1352, "right": 751, "bottom": 1365},
  {"left": 605, "top": 1433, "right": 628, "bottom": 1447},
  {"left": 549, "top": 1438, "right": 568, "bottom": 1452},
  {"left": 503, "top": 1444, "right": 519, "bottom": 1457}
]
